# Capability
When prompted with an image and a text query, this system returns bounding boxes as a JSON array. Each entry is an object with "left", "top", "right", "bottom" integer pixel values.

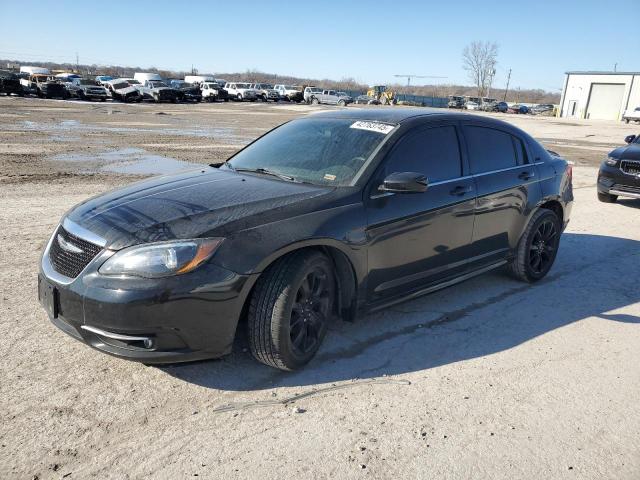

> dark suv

[
  {"left": 0, "top": 70, "right": 23, "bottom": 96},
  {"left": 597, "top": 133, "right": 640, "bottom": 202},
  {"left": 38, "top": 109, "right": 573, "bottom": 371}
]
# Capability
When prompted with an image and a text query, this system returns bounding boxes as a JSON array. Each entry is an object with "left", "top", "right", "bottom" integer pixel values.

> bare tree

[{"left": 462, "top": 41, "right": 498, "bottom": 99}]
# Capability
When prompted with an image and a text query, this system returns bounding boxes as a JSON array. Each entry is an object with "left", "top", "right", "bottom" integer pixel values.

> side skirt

[{"left": 366, "top": 260, "right": 508, "bottom": 313}]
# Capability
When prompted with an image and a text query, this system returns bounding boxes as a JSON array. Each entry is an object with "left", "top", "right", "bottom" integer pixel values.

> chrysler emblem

[{"left": 57, "top": 234, "right": 83, "bottom": 254}]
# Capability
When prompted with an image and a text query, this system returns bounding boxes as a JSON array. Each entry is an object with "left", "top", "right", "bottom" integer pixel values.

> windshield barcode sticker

[{"left": 350, "top": 121, "right": 394, "bottom": 135}]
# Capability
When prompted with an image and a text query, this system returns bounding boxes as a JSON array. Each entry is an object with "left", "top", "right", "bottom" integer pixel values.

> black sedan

[
  {"left": 598, "top": 133, "right": 640, "bottom": 202},
  {"left": 39, "top": 109, "right": 573, "bottom": 370}
]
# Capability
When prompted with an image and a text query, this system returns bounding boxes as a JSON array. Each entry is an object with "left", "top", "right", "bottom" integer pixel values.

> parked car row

[
  {"left": 1, "top": 68, "right": 329, "bottom": 105},
  {"left": 447, "top": 95, "right": 556, "bottom": 115}
]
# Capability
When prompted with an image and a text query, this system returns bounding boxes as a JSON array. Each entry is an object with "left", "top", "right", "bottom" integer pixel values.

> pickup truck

[
  {"left": 138, "top": 80, "right": 178, "bottom": 103},
  {"left": 66, "top": 78, "right": 108, "bottom": 101},
  {"left": 274, "top": 84, "right": 303, "bottom": 102},
  {"left": 251, "top": 83, "right": 279, "bottom": 102},
  {"left": 103, "top": 79, "right": 143, "bottom": 103},
  {"left": 21, "top": 74, "right": 68, "bottom": 99},
  {"left": 167, "top": 80, "right": 202, "bottom": 102},
  {"left": 623, "top": 107, "right": 640, "bottom": 124},
  {"left": 310, "top": 89, "right": 353, "bottom": 106},
  {"left": 303, "top": 86, "right": 322, "bottom": 103},
  {"left": 200, "top": 81, "right": 227, "bottom": 102},
  {"left": 224, "top": 82, "right": 258, "bottom": 101}
]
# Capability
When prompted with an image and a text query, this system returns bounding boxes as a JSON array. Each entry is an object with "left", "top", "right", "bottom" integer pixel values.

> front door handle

[
  {"left": 518, "top": 171, "right": 535, "bottom": 180},
  {"left": 449, "top": 185, "right": 473, "bottom": 196}
]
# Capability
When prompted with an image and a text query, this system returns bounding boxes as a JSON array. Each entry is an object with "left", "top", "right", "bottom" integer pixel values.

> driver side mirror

[
  {"left": 625, "top": 134, "right": 636, "bottom": 144},
  {"left": 379, "top": 172, "right": 428, "bottom": 193}
]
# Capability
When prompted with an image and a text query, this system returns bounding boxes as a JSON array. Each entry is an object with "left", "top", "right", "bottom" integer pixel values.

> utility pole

[
  {"left": 75, "top": 52, "right": 79, "bottom": 73},
  {"left": 614, "top": 63, "right": 617, "bottom": 72},
  {"left": 503, "top": 68, "right": 512, "bottom": 102}
]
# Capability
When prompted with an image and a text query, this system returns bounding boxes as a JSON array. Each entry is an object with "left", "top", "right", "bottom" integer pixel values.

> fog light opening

[{"left": 143, "top": 339, "right": 154, "bottom": 349}]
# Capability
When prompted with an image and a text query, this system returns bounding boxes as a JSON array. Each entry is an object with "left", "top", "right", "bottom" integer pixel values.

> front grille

[
  {"left": 49, "top": 226, "right": 102, "bottom": 278},
  {"left": 612, "top": 184, "right": 640, "bottom": 194},
  {"left": 621, "top": 160, "right": 640, "bottom": 176}
]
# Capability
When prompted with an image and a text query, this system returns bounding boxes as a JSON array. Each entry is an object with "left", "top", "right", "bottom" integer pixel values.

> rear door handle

[
  {"left": 449, "top": 185, "right": 473, "bottom": 196},
  {"left": 518, "top": 171, "right": 535, "bottom": 180}
]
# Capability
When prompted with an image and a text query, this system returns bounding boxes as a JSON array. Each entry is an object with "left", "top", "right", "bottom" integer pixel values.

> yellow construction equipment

[{"left": 367, "top": 85, "right": 397, "bottom": 105}]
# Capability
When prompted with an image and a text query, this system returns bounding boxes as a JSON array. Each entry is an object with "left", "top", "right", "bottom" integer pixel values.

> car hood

[
  {"left": 611, "top": 144, "right": 640, "bottom": 161},
  {"left": 66, "top": 167, "right": 333, "bottom": 250},
  {"left": 114, "top": 85, "right": 138, "bottom": 94}
]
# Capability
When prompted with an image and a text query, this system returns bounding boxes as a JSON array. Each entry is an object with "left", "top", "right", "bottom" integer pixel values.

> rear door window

[
  {"left": 383, "top": 125, "right": 462, "bottom": 183},
  {"left": 463, "top": 126, "right": 518, "bottom": 174}
]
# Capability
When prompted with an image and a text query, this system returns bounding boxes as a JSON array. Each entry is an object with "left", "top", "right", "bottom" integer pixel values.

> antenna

[{"left": 394, "top": 74, "right": 447, "bottom": 86}]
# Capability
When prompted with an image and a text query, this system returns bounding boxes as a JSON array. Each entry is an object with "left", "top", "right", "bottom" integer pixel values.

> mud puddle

[
  {"left": 51, "top": 148, "right": 199, "bottom": 175},
  {"left": 21, "top": 119, "right": 249, "bottom": 143}
]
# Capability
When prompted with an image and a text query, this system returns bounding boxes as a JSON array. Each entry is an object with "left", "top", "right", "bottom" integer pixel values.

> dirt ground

[{"left": 1, "top": 97, "right": 639, "bottom": 479}]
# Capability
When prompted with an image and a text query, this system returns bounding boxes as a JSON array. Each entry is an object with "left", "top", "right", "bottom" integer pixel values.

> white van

[
  {"left": 133, "top": 72, "right": 163, "bottom": 83},
  {"left": 20, "top": 66, "right": 50, "bottom": 75},
  {"left": 184, "top": 75, "right": 214, "bottom": 85}
]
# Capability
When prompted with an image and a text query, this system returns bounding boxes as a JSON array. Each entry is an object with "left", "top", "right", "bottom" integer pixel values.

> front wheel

[
  {"left": 338, "top": 99, "right": 346, "bottom": 106},
  {"left": 509, "top": 209, "right": 561, "bottom": 283},
  {"left": 598, "top": 191, "right": 618, "bottom": 203},
  {"left": 248, "top": 251, "right": 335, "bottom": 371}
]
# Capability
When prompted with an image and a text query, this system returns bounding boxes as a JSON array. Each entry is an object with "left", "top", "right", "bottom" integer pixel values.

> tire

[
  {"left": 598, "top": 191, "right": 618, "bottom": 203},
  {"left": 311, "top": 97, "right": 319, "bottom": 105},
  {"left": 237, "top": 93, "right": 242, "bottom": 101},
  {"left": 338, "top": 99, "right": 346, "bottom": 106},
  {"left": 624, "top": 118, "right": 630, "bottom": 124},
  {"left": 509, "top": 208, "right": 561, "bottom": 283},
  {"left": 248, "top": 250, "right": 335, "bottom": 371}
]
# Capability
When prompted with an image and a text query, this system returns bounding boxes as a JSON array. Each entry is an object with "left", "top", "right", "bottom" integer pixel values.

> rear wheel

[
  {"left": 311, "top": 97, "right": 319, "bottom": 105},
  {"left": 338, "top": 99, "right": 346, "bottom": 106},
  {"left": 598, "top": 191, "right": 618, "bottom": 203},
  {"left": 509, "top": 209, "right": 561, "bottom": 283},
  {"left": 248, "top": 251, "right": 335, "bottom": 371}
]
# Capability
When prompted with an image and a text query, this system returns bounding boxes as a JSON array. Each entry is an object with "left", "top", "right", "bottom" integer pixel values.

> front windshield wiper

[{"left": 231, "top": 166, "right": 297, "bottom": 182}]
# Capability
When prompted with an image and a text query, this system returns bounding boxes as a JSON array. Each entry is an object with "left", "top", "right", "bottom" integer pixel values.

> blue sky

[{"left": 0, "top": 0, "right": 636, "bottom": 92}]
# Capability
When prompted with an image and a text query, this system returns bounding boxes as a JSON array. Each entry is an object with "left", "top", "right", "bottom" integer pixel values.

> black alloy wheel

[
  {"left": 248, "top": 250, "right": 335, "bottom": 370},
  {"left": 528, "top": 218, "right": 557, "bottom": 275},
  {"left": 510, "top": 208, "right": 561, "bottom": 282}
]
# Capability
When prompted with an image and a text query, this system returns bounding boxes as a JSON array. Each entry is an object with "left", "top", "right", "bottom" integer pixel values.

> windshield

[
  {"left": 113, "top": 82, "right": 129, "bottom": 89},
  {"left": 149, "top": 81, "right": 167, "bottom": 88},
  {"left": 127, "top": 79, "right": 140, "bottom": 85},
  {"left": 79, "top": 79, "right": 95, "bottom": 85},
  {"left": 225, "top": 118, "right": 395, "bottom": 186},
  {"left": 236, "top": 83, "right": 251, "bottom": 88},
  {"left": 258, "top": 84, "right": 273, "bottom": 89}
]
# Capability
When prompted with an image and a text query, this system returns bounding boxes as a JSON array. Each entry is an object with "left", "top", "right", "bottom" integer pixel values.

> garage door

[{"left": 586, "top": 83, "right": 625, "bottom": 120}]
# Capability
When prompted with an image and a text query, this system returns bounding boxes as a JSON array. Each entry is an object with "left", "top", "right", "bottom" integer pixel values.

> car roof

[
  {"left": 311, "top": 107, "right": 447, "bottom": 123},
  {"left": 310, "top": 108, "right": 531, "bottom": 133}
]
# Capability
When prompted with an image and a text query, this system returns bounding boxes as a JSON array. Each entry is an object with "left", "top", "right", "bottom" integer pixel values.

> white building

[{"left": 559, "top": 71, "right": 640, "bottom": 121}]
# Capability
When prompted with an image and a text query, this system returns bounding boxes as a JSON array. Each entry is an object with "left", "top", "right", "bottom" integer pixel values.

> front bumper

[
  {"left": 38, "top": 230, "right": 256, "bottom": 364},
  {"left": 598, "top": 162, "right": 640, "bottom": 198}
]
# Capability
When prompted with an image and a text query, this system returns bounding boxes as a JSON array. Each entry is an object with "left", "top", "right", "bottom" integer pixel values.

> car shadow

[
  {"left": 617, "top": 198, "right": 640, "bottom": 209},
  {"left": 161, "top": 233, "right": 640, "bottom": 392}
]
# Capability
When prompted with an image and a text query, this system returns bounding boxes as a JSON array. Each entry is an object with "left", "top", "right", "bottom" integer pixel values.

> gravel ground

[{"left": 1, "top": 97, "right": 639, "bottom": 479}]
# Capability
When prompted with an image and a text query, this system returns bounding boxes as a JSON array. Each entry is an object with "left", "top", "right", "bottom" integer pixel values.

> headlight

[
  {"left": 605, "top": 157, "right": 618, "bottom": 166},
  {"left": 99, "top": 238, "right": 224, "bottom": 278}
]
